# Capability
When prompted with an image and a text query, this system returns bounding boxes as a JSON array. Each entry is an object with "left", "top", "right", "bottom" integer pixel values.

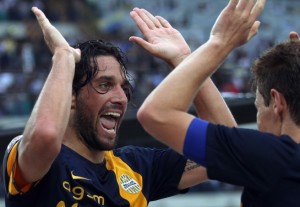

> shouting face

[{"left": 73, "top": 55, "right": 129, "bottom": 151}]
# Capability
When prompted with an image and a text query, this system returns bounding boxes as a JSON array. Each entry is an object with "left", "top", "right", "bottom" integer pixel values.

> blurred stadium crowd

[
  {"left": 0, "top": 0, "right": 300, "bottom": 198},
  {"left": 0, "top": 0, "right": 299, "bottom": 117}
]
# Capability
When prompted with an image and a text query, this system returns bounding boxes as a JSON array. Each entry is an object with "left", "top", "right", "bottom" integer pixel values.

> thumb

[
  {"left": 129, "top": 36, "right": 155, "bottom": 54},
  {"left": 247, "top": 21, "right": 261, "bottom": 41},
  {"left": 32, "top": 7, "right": 48, "bottom": 29}
]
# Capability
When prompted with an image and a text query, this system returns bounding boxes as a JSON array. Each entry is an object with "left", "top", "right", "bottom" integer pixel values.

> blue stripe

[{"left": 183, "top": 118, "right": 208, "bottom": 166}]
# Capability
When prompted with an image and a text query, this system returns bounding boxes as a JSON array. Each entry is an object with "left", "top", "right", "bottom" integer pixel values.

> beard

[{"left": 73, "top": 100, "right": 119, "bottom": 151}]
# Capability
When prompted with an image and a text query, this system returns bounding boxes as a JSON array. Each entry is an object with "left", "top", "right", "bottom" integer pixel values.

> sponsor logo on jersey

[
  {"left": 71, "top": 171, "right": 91, "bottom": 181},
  {"left": 119, "top": 174, "right": 141, "bottom": 194}
]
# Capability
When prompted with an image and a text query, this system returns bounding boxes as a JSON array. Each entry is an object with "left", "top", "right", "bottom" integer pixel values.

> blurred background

[{"left": 0, "top": 0, "right": 299, "bottom": 206}]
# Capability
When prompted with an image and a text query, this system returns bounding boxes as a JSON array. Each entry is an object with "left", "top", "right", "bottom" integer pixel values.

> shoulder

[
  {"left": 110, "top": 146, "right": 185, "bottom": 167},
  {"left": 113, "top": 145, "right": 181, "bottom": 158},
  {"left": 113, "top": 145, "right": 156, "bottom": 156}
]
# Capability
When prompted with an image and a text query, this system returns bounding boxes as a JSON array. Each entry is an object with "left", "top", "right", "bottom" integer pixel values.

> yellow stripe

[
  {"left": 6, "top": 142, "right": 31, "bottom": 195},
  {"left": 104, "top": 151, "right": 147, "bottom": 207}
]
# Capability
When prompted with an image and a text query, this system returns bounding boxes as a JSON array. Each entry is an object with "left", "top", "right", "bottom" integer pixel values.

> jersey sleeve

[
  {"left": 149, "top": 148, "right": 188, "bottom": 200},
  {"left": 2, "top": 136, "right": 32, "bottom": 196},
  {"left": 183, "top": 118, "right": 209, "bottom": 166},
  {"left": 205, "top": 124, "right": 299, "bottom": 192}
]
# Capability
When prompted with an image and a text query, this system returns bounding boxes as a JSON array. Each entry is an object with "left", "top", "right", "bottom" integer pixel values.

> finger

[
  {"left": 130, "top": 10, "right": 150, "bottom": 35},
  {"left": 129, "top": 36, "right": 155, "bottom": 54},
  {"left": 243, "top": 0, "right": 256, "bottom": 15},
  {"left": 227, "top": 0, "right": 239, "bottom": 10},
  {"left": 250, "top": 0, "right": 266, "bottom": 18},
  {"left": 31, "top": 7, "right": 51, "bottom": 32},
  {"left": 245, "top": 0, "right": 265, "bottom": 28},
  {"left": 236, "top": 0, "right": 256, "bottom": 25},
  {"left": 237, "top": 0, "right": 255, "bottom": 11},
  {"left": 156, "top": 16, "right": 172, "bottom": 28},
  {"left": 132, "top": 8, "right": 156, "bottom": 29},
  {"left": 247, "top": 21, "right": 261, "bottom": 41},
  {"left": 141, "top": 8, "right": 162, "bottom": 28},
  {"left": 289, "top": 31, "right": 300, "bottom": 41},
  {"left": 32, "top": 6, "right": 69, "bottom": 53}
]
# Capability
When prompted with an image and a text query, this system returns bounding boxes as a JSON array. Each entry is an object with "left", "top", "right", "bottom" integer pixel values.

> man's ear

[{"left": 271, "top": 89, "right": 286, "bottom": 115}]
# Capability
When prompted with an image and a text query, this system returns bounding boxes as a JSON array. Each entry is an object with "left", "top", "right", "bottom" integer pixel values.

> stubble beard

[{"left": 74, "top": 100, "right": 119, "bottom": 151}]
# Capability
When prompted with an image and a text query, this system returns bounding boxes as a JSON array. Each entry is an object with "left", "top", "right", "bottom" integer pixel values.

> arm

[
  {"left": 193, "top": 79, "right": 235, "bottom": 125},
  {"left": 17, "top": 7, "right": 80, "bottom": 183},
  {"left": 129, "top": 8, "right": 236, "bottom": 189},
  {"left": 137, "top": 0, "right": 265, "bottom": 154},
  {"left": 130, "top": 8, "right": 236, "bottom": 126}
]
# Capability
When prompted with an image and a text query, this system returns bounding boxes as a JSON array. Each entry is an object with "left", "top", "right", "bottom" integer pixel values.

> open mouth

[{"left": 100, "top": 112, "right": 121, "bottom": 133}]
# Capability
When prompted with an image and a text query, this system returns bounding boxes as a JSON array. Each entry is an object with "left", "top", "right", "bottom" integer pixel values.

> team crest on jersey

[{"left": 119, "top": 174, "right": 141, "bottom": 194}]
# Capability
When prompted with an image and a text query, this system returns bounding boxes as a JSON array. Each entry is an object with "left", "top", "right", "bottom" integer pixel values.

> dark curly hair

[
  {"left": 251, "top": 39, "right": 300, "bottom": 125},
  {"left": 72, "top": 39, "right": 133, "bottom": 101}
]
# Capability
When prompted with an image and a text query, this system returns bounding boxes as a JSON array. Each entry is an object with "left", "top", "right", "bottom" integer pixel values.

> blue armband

[{"left": 183, "top": 118, "right": 208, "bottom": 166}]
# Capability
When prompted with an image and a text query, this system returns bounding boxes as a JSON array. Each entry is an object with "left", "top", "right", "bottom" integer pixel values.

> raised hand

[
  {"left": 129, "top": 8, "right": 191, "bottom": 67},
  {"left": 210, "top": 0, "right": 265, "bottom": 51},
  {"left": 31, "top": 7, "right": 80, "bottom": 63}
]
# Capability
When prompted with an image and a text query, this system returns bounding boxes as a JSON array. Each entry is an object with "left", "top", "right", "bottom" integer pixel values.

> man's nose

[{"left": 111, "top": 86, "right": 128, "bottom": 104}]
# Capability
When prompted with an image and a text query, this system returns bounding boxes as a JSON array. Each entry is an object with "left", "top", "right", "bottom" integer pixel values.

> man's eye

[
  {"left": 97, "top": 82, "right": 112, "bottom": 92},
  {"left": 99, "top": 83, "right": 109, "bottom": 89}
]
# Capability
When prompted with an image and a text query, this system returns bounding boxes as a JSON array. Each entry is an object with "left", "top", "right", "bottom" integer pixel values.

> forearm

[
  {"left": 145, "top": 40, "right": 232, "bottom": 115},
  {"left": 138, "top": 40, "right": 233, "bottom": 152},
  {"left": 193, "top": 78, "right": 237, "bottom": 126},
  {"left": 168, "top": 53, "right": 190, "bottom": 69},
  {"left": 168, "top": 47, "right": 236, "bottom": 126},
  {"left": 20, "top": 49, "right": 76, "bottom": 182},
  {"left": 24, "top": 50, "right": 75, "bottom": 139}
]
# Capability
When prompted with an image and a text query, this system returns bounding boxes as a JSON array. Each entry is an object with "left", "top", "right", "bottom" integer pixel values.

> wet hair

[
  {"left": 251, "top": 39, "right": 300, "bottom": 125},
  {"left": 72, "top": 39, "right": 133, "bottom": 101}
]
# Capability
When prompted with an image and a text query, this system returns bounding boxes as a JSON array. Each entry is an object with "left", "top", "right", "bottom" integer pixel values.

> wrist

[
  {"left": 207, "top": 37, "right": 236, "bottom": 55},
  {"left": 170, "top": 53, "right": 191, "bottom": 68},
  {"left": 52, "top": 48, "right": 77, "bottom": 62}
]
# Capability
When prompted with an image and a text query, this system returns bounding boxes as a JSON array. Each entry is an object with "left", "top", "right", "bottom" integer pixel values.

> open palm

[{"left": 130, "top": 8, "right": 191, "bottom": 67}]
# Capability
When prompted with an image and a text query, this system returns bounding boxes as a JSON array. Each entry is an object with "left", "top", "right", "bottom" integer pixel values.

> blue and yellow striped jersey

[{"left": 3, "top": 138, "right": 187, "bottom": 207}]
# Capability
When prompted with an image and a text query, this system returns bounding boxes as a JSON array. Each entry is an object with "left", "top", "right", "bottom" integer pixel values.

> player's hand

[
  {"left": 129, "top": 8, "right": 191, "bottom": 68},
  {"left": 210, "top": 0, "right": 265, "bottom": 51},
  {"left": 32, "top": 7, "right": 80, "bottom": 63}
]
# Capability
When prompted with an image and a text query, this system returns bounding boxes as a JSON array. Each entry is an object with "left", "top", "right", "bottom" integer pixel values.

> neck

[
  {"left": 63, "top": 130, "right": 105, "bottom": 164},
  {"left": 281, "top": 120, "right": 300, "bottom": 144}
]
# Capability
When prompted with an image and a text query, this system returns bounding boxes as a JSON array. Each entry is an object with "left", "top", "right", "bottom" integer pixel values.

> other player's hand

[
  {"left": 129, "top": 8, "right": 191, "bottom": 68},
  {"left": 210, "top": 0, "right": 265, "bottom": 51}
]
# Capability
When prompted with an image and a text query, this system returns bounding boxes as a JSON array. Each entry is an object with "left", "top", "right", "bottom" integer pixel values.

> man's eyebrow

[
  {"left": 94, "top": 75, "right": 130, "bottom": 85},
  {"left": 94, "top": 76, "right": 114, "bottom": 82}
]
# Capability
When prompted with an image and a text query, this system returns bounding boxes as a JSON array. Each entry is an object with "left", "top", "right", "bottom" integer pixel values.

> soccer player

[
  {"left": 2, "top": 5, "right": 236, "bottom": 207},
  {"left": 138, "top": 0, "right": 300, "bottom": 206}
]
